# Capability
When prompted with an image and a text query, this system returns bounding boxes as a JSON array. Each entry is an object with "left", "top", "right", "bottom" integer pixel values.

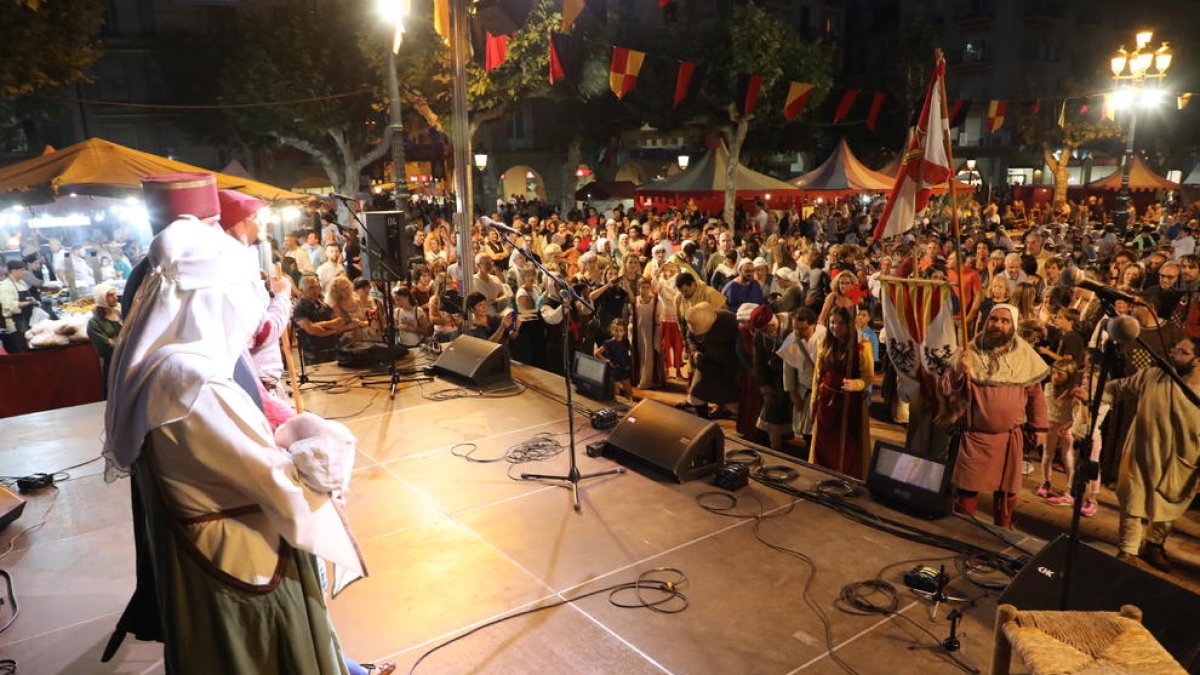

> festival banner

[
  {"left": 948, "top": 99, "right": 969, "bottom": 128},
  {"left": 549, "top": 33, "right": 585, "bottom": 85},
  {"left": 880, "top": 278, "right": 960, "bottom": 399},
  {"left": 872, "top": 55, "right": 952, "bottom": 240},
  {"left": 673, "top": 61, "right": 696, "bottom": 108},
  {"left": 562, "top": 0, "right": 585, "bottom": 31},
  {"left": 783, "top": 81, "right": 815, "bottom": 121},
  {"left": 1179, "top": 93, "right": 1192, "bottom": 110},
  {"left": 985, "top": 99, "right": 1006, "bottom": 132},
  {"left": 434, "top": 0, "right": 450, "bottom": 43},
  {"left": 866, "top": 92, "right": 886, "bottom": 131},
  {"left": 1030, "top": 99, "right": 1041, "bottom": 114},
  {"left": 832, "top": 88, "right": 858, "bottom": 124},
  {"left": 737, "top": 74, "right": 764, "bottom": 115},
  {"left": 609, "top": 47, "right": 646, "bottom": 99},
  {"left": 485, "top": 32, "right": 509, "bottom": 71}
]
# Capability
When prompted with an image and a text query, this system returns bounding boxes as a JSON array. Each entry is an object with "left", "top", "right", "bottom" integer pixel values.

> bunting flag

[
  {"left": 485, "top": 32, "right": 508, "bottom": 71},
  {"left": 866, "top": 92, "right": 886, "bottom": 130},
  {"left": 1180, "top": 93, "right": 1193, "bottom": 110},
  {"left": 872, "top": 54, "right": 952, "bottom": 241},
  {"left": 880, "top": 278, "right": 960, "bottom": 401},
  {"left": 1100, "top": 93, "right": 1115, "bottom": 122},
  {"left": 433, "top": 0, "right": 450, "bottom": 44},
  {"left": 673, "top": 61, "right": 696, "bottom": 108},
  {"left": 1031, "top": 99, "right": 1041, "bottom": 114},
  {"left": 1079, "top": 102, "right": 1089, "bottom": 114},
  {"left": 549, "top": 33, "right": 585, "bottom": 84},
  {"left": 783, "top": 82, "right": 815, "bottom": 121},
  {"left": 948, "top": 99, "right": 970, "bottom": 128},
  {"left": 985, "top": 99, "right": 1006, "bottom": 132},
  {"left": 1058, "top": 100, "right": 1066, "bottom": 128},
  {"left": 832, "top": 88, "right": 858, "bottom": 124},
  {"left": 659, "top": 0, "right": 671, "bottom": 6},
  {"left": 609, "top": 47, "right": 645, "bottom": 99},
  {"left": 737, "top": 74, "right": 764, "bottom": 116},
  {"left": 562, "top": 0, "right": 585, "bottom": 31}
]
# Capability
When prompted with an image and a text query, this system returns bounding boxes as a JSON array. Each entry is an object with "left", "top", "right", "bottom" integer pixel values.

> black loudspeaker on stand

[
  {"left": 601, "top": 399, "right": 724, "bottom": 482},
  {"left": 1000, "top": 534, "right": 1200, "bottom": 671},
  {"left": 431, "top": 335, "right": 512, "bottom": 389}
]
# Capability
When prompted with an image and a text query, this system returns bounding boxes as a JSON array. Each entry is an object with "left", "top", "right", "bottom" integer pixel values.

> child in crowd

[
  {"left": 1038, "top": 357, "right": 1086, "bottom": 510},
  {"left": 596, "top": 317, "right": 634, "bottom": 400}
]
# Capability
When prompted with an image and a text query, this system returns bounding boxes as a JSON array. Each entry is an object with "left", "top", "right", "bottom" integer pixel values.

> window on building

[{"left": 963, "top": 38, "right": 988, "bottom": 63}]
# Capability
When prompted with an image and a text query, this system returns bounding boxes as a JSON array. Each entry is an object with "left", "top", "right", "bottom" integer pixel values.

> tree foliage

[
  {"left": 0, "top": 0, "right": 105, "bottom": 98},
  {"left": 1015, "top": 105, "right": 1121, "bottom": 202}
]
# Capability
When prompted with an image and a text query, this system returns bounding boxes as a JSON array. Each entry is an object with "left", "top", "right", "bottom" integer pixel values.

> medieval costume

[
  {"left": 632, "top": 285, "right": 663, "bottom": 390},
  {"left": 102, "top": 216, "right": 364, "bottom": 674},
  {"left": 751, "top": 306, "right": 792, "bottom": 445},
  {"left": 734, "top": 303, "right": 765, "bottom": 442},
  {"left": 683, "top": 302, "right": 739, "bottom": 415},
  {"left": 778, "top": 322, "right": 826, "bottom": 439},
  {"left": 947, "top": 304, "right": 1049, "bottom": 527},
  {"left": 808, "top": 315, "right": 874, "bottom": 479}
]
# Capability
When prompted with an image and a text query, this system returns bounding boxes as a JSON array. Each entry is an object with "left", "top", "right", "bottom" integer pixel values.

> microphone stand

[
  {"left": 331, "top": 196, "right": 409, "bottom": 399},
  {"left": 495, "top": 225, "right": 624, "bottom": 512}
]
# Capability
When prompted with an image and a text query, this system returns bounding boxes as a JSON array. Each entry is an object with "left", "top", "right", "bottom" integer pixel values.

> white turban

[
  {"left": 93, "top": 283, "right": 117, "bottom": 309},
  {"left": 735, "top": 302, "right": 759, "bottom": 322},
  {"left": 102, "top": 217, "right": 263, "bottom": 478},
  {"left": 988, "top": 303, "right": 1020, "bottom": 323}
]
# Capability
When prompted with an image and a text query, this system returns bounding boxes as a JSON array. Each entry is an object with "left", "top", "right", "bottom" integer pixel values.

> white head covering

[
  {"left": 774, "top": 267, "right": 796, "bottom": 282},
  {"left": 594, "top": 237, "right": 611, "bottom": 255},
  {"left": 93, "top": 283, "right": 117, "bottom": 309},
  {"left": 735, "top": 302, "right": 759, "bottom": 322},
  {"left": 753, "top": 257, "right": 769, "bottom": 269},
  {"left": 736, "top": 258, "right": 755, "bottom": 273},
  {"left": 988, "top": 303, "right": 1020, "bottom": 323},
  {"left": 102, "top": 217, "right": 263, "bottom": 479}
]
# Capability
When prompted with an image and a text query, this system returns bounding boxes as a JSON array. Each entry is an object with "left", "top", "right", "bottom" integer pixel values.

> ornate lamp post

[
  {"left": 1109, "top": 31, "right": 1173, "bottom": 236},
  {"left": 377, "top": 0, "right": 410, "bottom": 209}
]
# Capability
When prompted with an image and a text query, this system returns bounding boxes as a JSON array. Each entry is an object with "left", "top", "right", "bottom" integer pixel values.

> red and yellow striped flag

[
  {"left": 783, "top": 82, "right": 815, "bottom": 121},
  {"left": 985, "top": 99, "right": 1006, "bottom": 132},
  {"left": 609, "top": 47, "right": 645, "bottom": 99}
]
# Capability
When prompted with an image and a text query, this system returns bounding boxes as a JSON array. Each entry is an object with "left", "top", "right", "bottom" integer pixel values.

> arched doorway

[{"left": 498, "top": 165, "right": 546, "bottom": 204}]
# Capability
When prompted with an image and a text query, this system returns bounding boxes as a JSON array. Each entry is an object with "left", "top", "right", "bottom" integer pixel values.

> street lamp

[
  {"left": 677, "top": 154, "right": 690, "bottom": 171},
  {"left": 473, "top": 150, "right": 488, "bottom": 213},
  {"left": 473, "top": 152, "right": 488, "bottom": 172},
  {"left": 1109, "top": 30, "right": 1173, "bottom": 236},
  {"left": 377, "top": 0, "right": 410, "bottom": 210}
]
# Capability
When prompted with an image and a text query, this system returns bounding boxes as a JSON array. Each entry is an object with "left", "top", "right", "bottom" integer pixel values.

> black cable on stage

[
  {"left": 694, "top": 491, "right": 860, "bottom": 675},
  {"left": 406, "top": 568, "right": 689, "bottom": 674}
]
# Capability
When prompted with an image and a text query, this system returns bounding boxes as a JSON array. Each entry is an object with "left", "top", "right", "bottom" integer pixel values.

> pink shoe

[
  {"left": 1080, "top": 499, "right": 1098, "bottom": 517},
  {"left": 1035, "top": 483, "right": 1052, "bottom": 498},
  {"left": 1046, "top": 494, "right": 1075, "bottom": 507}
]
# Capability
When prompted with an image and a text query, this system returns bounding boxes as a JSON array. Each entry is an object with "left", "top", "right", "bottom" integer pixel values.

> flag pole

[{"left": 936, "top": 49, "right": 972, "bottom": 355}]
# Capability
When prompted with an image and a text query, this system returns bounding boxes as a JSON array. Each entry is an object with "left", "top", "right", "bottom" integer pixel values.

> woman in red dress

[{"left": 809, "top": 305, "right": 874, "bottom": 479}]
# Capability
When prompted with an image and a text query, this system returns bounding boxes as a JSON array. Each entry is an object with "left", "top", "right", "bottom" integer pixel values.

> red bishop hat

[
  {"left": 141, "top": 172, "right": 220, "bottom": 230},
  {"left": 217, "top": 189, "right": 267, "bottom": 232}
]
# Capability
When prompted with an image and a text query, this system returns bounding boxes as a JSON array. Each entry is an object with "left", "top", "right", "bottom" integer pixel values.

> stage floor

[{"left": 0, "top": 356, "right": 1178, "bottom": 674}]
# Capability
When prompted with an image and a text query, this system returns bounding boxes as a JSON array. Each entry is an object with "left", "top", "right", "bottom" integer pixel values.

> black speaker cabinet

[
  {"left": 1000, "top": 535, "right": 1200, "bottom": 671},
  {"left": 361, "top": 210, "right": 411, "bottom": 282},
  {"left": 432, "top": 335, "right": 512, "bottom": 389},
  {"left": 604, "top": 399, "right": 724, "bottom": 482},
  {"left": 866, "top": 440, "right": 955, "bottom": 519}
]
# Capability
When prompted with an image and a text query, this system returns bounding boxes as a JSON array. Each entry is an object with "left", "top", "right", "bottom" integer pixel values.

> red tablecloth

[{"left": 0, "top": 342, "right": 103, "bottom": 418}]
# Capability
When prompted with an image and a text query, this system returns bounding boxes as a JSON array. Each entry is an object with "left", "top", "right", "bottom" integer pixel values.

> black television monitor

[{"left": 573, "top": 352, "right": 613, "bottom": 401}]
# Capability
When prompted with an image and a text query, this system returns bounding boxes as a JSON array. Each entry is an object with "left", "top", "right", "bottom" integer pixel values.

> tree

[
  {"left": 686, "top": 5, "right": 834, "bottom": 224},
  {"left": 0, "top": 0, "right": 105, "bottom": 98},
  {"left": 218, "top": 1, "right": 390, "bottom": 206},
  {"left": 1016, "top": 107, "right": 1121, "bottom": 203}
]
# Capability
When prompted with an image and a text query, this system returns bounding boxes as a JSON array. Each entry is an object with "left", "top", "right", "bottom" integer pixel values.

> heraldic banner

[{"left": 881, "top": 277, "right": 960, "bottom": 400}]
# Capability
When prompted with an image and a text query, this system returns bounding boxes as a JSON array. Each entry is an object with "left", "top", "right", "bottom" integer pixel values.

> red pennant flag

[
  {"left": 549, "top": 33, "right": 584, "bottom": 85},
  {"left": 833, "top": 88, "right": 858, "bottom": 124},
  {"left": 737, "top": 74, "right": 764, "bottom": 116},
  {"left": 561, "top": 0, "right": 584, "bottom": 31},
  {"left": 872, "top": 56, "right": 952, "bottom": 240},
  {"left": 783, "top": 82, "right": 815, "bottom": 121},
  {"left": 1031, "top": 99, "right": 1041, "bottom": 114},
  {"left": 985, "top": 99, "right": 1006, "bottom": 132},
  {"left": 948, "top": 99, "right": 969, "bottom": 127},
  {"left": 673, "top": 61, "right": 695, "bottom": 109},
  {"left": 1080, "top": 102, "right": 1089, "bottom": 114},
  {"left": 866, "top": 92, "right": 886, "bottom": 130},
  {"left": 609, "top": 47, "right": 645, "bottom": 99},
  {"left": 485, "top": 32, "right": 508, "bottom": 72},
  {"left": 659, "top": 0, "right": 670, "bottom": 6}
]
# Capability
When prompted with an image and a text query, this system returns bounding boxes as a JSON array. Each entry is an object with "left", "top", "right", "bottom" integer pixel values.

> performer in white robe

[{"left": 102, "top": 216, "right": 365, "bottom": 674}]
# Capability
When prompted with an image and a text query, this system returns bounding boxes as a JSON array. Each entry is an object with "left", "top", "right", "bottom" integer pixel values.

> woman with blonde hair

[
  {"left": 1010, "top": 281, "right": 1039, "bottom": 323},
  {"left": 325, "top": 276, "right": 370, "bottom": 346},
  {"left": 817, "top": 269, "right": 861, "bottom": 326}
]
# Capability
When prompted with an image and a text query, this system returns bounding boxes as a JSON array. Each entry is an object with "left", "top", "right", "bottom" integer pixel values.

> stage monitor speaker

[
  {"left": 866, "top": 440, "right": 954, "bottom": 519},
  {"left": 604, "top": 399, "right": 723, "bottom": 482},
  {"left": 0, "top": 484, "right": 25, "bottom": 532},
  {"left": 999, "top": 534, "right": 1200, "bottom": 671},
  {"left": 361, "top": 210, "right": 411, "bottom": 282},
  {"left": 432, "top": 335, "right": 512, "bottom": 389}
]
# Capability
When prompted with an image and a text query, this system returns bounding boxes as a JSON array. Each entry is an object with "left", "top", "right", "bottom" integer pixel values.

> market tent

[
  {"left": 1087, "top": 155, "right": 1179, "bottom": 191},
  {"left": 790, "top": 139, "right": 894, "bottom": 196},
  {"left": 1184, "top": 161, "right": 1200, "bottom": 186},
  {"left": 0, "top": 138, "right": 311, "bottom": 202},
  {"left": 635, "top": 141, "right": 801, "bottom": 211}
]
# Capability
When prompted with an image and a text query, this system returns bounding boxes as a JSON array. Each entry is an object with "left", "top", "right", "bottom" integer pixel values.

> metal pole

[
  {"left": 387, "top": 49, "right": 409, "bottom": 207},
  {"left": 1115, "top": 106, "right": 1139, "bottom": 237},
  {"left": 448, "top": 0, "right": 475, "bottom": 304}
]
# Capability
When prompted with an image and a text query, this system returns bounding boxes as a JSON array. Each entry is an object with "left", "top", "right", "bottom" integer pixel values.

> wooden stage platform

[{"left": 0, "top": 357, "right": 1070, "bottom": 674}]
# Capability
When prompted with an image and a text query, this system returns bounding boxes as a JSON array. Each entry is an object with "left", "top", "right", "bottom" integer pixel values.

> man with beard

[
  {"left": 946, "top": 304, "right": 1049, "bottom": 527},
  {"left": 721, "top": 258, "right": 765, "bottom": 309},
  {"left": 1102, "top": 336, "right": 1200, "bottom": 572}
]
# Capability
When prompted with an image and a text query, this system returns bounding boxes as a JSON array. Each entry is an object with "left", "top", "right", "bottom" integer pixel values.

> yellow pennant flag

[
  {"left": 433, "top": 0, "right": 450, "bottom": 44},
  {"left": 1179, "top": 93, "right": 1193, "bottom": 110},
  {"left": 562, "top": 0, "right": 585, "bottom": 31}
]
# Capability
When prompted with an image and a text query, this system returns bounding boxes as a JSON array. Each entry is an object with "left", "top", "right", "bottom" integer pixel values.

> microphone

[
  {"left": 1076, "top": 279, "right": 1146, "bottom": 306},
  {"left": 1106, "top": 314, "right": 1141, "bottom": 343},
  {"left": 329, "top": 192, "right": 359, "bottom": 202},
  {"left": 480, "top": 216, "right": 521, "bottom": 236}
]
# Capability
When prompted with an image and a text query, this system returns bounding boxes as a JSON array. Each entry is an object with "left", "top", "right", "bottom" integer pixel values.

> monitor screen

[
  {"left": 874, "top": 445, "right": 944, "bottom": 492},
  {"left": 574, "top": 353, "right": 607, "bottom": 383}
]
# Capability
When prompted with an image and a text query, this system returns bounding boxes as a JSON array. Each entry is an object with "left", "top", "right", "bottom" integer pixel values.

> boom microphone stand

[{"left": 482, "top": 219, "right": 624, "bottom": 512}]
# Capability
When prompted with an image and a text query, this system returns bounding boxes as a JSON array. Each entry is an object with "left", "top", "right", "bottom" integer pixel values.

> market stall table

[{"left": 0, "top": 341, "right": 103, "bottom": 418}]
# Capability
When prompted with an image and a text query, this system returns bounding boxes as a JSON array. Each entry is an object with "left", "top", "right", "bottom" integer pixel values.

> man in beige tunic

[
  {"left": 1104, "top": 336, "right": 1200, "bottom": 572},
  {"left": 946, "top": 304, "right": 1049, "bottom": 527}
]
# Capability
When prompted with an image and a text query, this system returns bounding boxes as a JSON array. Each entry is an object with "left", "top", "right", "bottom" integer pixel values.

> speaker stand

[{"left": 520, "top": 283, "right": 623, "bottom": 512}]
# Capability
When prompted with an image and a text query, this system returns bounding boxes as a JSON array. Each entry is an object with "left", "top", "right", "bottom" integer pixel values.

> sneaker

[
  {"left": 1046, "top": 494, "right": 1075, "bottom": 507},
  {"left": 1035, "top": 483, "right": 1052, "bottom": 498},
  {"left": 1080, "top": 499, "right": 1098, "bottom": 517},
  {"left": 1022, "top": 461, "right": 1035, "bottom": 476}
]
